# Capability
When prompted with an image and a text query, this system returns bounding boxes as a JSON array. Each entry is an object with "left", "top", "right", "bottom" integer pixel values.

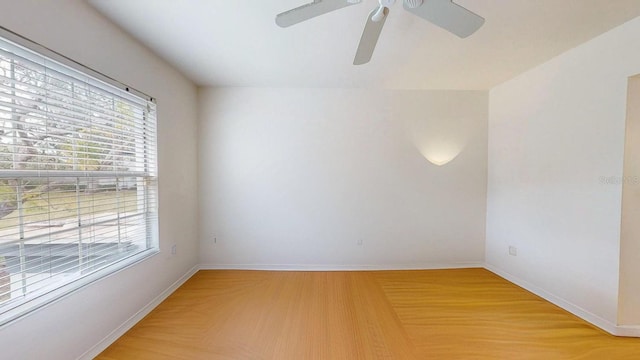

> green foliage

[
  {"left": 0, "top": 180, "right": 16, "bottom": 202},
  {"left": 0, "top": 189, "right": 139, "bottom": 231}
]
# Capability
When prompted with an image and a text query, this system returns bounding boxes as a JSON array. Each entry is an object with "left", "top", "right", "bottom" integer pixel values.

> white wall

[
  {"left": 487, "top": 16, "right": 640, "bottom": 326},
  {"left": 199, "top": 88, "right": 487, "bottom": 269},
  {"left": 0, "top": 1, "right": 199, "bottom": 359}
]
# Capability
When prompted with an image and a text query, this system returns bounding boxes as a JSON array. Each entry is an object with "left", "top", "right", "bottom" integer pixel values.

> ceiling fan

[{"left": 275, "top": 0, "right": 485, "bottom": 65}]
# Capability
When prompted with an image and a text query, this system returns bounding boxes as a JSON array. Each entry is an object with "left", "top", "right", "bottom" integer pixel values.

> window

[{"left": 0, "top": 28, "right": 157, "bottom": 323}]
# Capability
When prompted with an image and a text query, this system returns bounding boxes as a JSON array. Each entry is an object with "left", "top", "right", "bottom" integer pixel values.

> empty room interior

[{"left": 2, "top": 0, "right": 640, "bottom": 358}]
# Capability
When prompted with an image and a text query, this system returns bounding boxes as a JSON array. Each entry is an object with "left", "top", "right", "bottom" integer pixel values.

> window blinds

[{"left": 0, "top": 31, "right": 158, "bottom": 319}]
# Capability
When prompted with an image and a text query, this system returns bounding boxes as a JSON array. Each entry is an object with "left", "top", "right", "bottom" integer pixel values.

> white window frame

[{"left": 0, "top": 26, "right": 159, "bottom": 326}]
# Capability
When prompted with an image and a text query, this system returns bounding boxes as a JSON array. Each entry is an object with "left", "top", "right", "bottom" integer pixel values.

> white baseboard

[
  {"left": 78, "top": 265, "right": 199, "bottom": 360},
  {"left": 199, "top": 262, "right": 484, "bottom": 271},
  {"left": 616, "top": 325, "right": 640, "bottom": 337},
  {"left": 483, "top": 263, "right": 623, "bottom": 336}
]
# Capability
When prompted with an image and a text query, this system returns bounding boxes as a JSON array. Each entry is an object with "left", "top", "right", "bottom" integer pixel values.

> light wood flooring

[{"left": 97, "top": 268, "right": 640, "bottom": 359}]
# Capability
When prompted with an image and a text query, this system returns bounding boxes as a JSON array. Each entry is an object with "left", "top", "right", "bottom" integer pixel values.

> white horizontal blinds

[
  {"left": 0, "top": 35, "right": 157, "bottom": 311},
  {"left": 0, "top": 46, "right": 156, "bottom": 174}
]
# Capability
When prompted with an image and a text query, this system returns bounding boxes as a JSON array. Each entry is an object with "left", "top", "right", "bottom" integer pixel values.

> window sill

[{"left": 0, "top": 248, "right": 159, "bottom": 329}]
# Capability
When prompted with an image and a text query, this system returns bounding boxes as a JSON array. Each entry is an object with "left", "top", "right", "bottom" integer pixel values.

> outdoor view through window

[{"left": 0, "top": 33, "right": 157, "bottom": 321}]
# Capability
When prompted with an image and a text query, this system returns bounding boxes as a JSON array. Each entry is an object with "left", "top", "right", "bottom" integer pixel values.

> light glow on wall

[{"left": 417, "top": 141, "right": 464, "bottom": 166}]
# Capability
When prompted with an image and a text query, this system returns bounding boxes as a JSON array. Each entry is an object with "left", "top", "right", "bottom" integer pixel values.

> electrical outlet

[
  {"left": 508, "top": 246, "right": 517, "bottom": 256},
  {"left": 171, "top": 244, "right": 177, "bottom": 255},
  {"left": 357, "top": 238, "right": 363, "bottom": 246},
  {"left": 210, "top": 234, "right": 217, "bottom": 244}
]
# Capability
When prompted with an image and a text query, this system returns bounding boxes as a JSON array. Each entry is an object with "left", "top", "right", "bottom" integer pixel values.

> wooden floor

[{"left": 97, "top": 269, "right": 640, "bottom": 359}]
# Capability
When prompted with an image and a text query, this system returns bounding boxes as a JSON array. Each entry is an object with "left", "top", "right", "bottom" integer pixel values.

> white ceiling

[{"left": 88, "top": 0, "right": 640, "bottom": 90}]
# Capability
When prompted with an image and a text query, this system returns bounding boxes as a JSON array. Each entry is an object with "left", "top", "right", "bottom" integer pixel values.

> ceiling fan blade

[
  {"left": 403, "top": 0, "right": 484, "bottom": 38},
  {"left": 276, "top": 0, "right": 360, "bottom": 28},
  {"left": 353, "top": 7, "right": 389, "bottom": 65}
]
